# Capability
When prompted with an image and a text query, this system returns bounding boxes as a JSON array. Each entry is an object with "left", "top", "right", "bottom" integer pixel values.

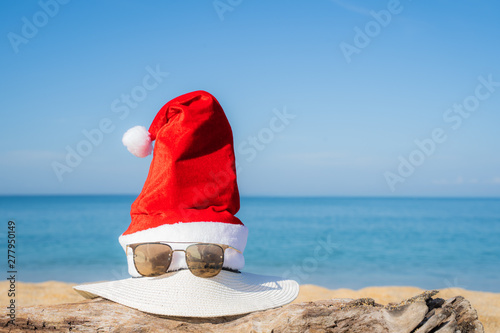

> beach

[{"left": 1, "top": 281, "right": 498, "bottom": 332}]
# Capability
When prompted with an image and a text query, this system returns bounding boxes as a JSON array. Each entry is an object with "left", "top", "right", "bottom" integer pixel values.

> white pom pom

[{"left": 122, "top": 126, "right": 153, "bottom": 158}]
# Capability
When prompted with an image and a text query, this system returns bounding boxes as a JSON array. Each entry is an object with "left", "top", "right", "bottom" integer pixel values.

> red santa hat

[{"left": 119, "top": 90, "right": 247, "bottom": 275}]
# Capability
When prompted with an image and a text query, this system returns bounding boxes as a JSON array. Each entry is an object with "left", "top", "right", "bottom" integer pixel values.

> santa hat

[
  {"left": 74, "top": 91, "right": 298, "bottom": 317},
  {"left": 119, "top": 90, "right": 247, "bottom": 275}
]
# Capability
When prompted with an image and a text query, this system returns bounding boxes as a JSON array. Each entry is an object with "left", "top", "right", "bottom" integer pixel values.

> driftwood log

[{"left": 1, "top": 291, "right": 484, "bottom": 332}]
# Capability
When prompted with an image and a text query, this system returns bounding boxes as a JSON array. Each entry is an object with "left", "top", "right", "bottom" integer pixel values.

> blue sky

[{"left": 1, "top": 0, "right": 499, "bottom": 196}]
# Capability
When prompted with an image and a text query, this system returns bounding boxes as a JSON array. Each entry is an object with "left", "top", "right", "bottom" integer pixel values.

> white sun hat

[
  {"left": 73, "top": 91, "right": 299, "bottom": 317},
  {"left": 74, "top": 270, "right": 298, "bottom": 317}
]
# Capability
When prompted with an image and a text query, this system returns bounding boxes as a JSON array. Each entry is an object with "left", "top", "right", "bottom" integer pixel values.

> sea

[{"left": 1, "top": 196, "right": 499, "bottom": 292}]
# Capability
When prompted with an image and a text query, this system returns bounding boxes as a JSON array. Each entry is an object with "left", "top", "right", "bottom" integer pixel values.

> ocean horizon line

[{"left": 0, "top": 194, "right": 499, "bottom": 200}]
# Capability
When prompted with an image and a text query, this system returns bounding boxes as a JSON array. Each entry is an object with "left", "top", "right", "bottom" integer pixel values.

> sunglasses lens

[
  {"left": 133, "top": 243, "right": 172, "bottom": 277},
  {"left": 185, "top": 244, "right": 224, "bottom": 278}
]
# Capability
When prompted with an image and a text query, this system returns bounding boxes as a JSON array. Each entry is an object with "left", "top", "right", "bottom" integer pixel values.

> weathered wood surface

[{"left": 0, "top": 290, "right": 484, "bottom": 332}]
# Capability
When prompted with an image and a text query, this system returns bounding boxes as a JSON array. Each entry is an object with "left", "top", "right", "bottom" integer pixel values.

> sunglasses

[{"left": 126, "top": 242, "right": 242, "bottom": 278}]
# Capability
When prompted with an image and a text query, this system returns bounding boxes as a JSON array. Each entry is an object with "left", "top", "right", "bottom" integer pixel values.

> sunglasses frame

[{"left": 126, "top": 242, "right": 242, "bottom": 277}]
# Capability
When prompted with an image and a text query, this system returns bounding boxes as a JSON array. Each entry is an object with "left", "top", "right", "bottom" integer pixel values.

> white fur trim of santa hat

[
  {"left": 122, "top": 125, "right": 153, "bottom": 158},
  {"left": 118, "top": 222, "right": 248, "bottom": 277}
]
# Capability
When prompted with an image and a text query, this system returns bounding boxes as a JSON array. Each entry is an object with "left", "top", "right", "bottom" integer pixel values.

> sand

[{"left": 1, "top": 281, "right": 498, "bottom": 332}]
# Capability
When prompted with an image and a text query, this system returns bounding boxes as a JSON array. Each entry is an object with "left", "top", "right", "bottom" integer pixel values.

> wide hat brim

[{"left": 73, "top": 270, "right": 299, "bottom": 317}]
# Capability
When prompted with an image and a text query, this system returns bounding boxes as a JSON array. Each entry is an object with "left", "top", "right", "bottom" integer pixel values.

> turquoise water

[{"left": 1, "top": 196, "right": 499, "bottom": 292}]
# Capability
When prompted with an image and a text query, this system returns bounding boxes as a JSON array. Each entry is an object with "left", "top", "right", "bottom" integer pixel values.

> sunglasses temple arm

[{"left": 228, "top": 246, "right": 242, "bottom": 254}]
